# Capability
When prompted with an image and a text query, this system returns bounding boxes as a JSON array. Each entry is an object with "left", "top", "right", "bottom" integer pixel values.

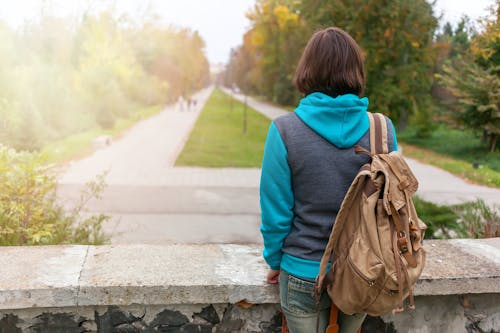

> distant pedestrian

[{"left": 177, "top": 95, "right": 185, "bottom": 112}]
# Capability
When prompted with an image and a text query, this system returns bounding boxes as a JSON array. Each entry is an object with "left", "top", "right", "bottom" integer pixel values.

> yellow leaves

[
  {"left": 411, "top": 41, "right": 420, "bottom": 48},
  {"left": 471, "top": 2, "right": 500, "bottom": 62},
  {"left": 273, "top": 5, "right": 299, "bottom": 30},
  {"left": 251, "top": 29, "right": 266, "bottom": 47},
  {"left": 30, "top": 227, "right": 53, "bottom": 244},
  {"left": 384, "top": 28, "right": 392, "bottom": 39}
]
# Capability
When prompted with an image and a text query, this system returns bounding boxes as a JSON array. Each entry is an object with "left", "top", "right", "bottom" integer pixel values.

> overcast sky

[{"left": 0, "top": 0, "right": 495, "bottom": 64}]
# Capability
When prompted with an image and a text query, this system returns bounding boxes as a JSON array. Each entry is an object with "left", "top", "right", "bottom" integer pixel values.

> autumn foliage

[
  {"left": 0, "top": 12, "right": 209, "bottom": 151},
  {"left": 227, "top": 0, "right": 498, "bottom": 150}
]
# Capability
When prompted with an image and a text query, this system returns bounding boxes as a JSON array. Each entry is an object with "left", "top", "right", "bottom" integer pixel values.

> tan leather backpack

[{"left": 314, "top": 112, "right": 427, "bottom": 318}]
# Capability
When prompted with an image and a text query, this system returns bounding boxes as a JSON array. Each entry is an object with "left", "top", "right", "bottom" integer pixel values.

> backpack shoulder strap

[{"left": 367, "top": 112, "right": 389, "bottom": 154}]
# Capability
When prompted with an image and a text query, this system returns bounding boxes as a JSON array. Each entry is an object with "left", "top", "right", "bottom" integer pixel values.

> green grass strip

[
  {"left": 400, "top": 143, "right": 500, "bottom": 188},
  {"left": 175, "top": 88, "right": 271, "bottom": 167},
  {"left": 398, "top": 124, "right": 499, "bottom": 172}
]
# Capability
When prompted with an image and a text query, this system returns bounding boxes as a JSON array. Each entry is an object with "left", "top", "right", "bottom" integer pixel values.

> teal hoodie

[{"left": 260, "top": 92, "right": 398, "bottom": 278}]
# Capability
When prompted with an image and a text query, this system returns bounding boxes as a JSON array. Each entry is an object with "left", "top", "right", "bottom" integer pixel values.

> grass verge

[
  {"left": 398, "top": 124, "right": 500, "bottom": 188},
  {"left": 175, "top": 88, "right": 271, "bottom": 167},
  {"left": 42, "top": 105, "right": 162, "bottom": 166},
  {"left": 400, "top": 143, "right": 500, "bottom": 188},
  {"left": 398, "top": 125, "right": 499, "bottom": 170}
]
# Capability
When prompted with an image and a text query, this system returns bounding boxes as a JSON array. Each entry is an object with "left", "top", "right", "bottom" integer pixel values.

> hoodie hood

[{"left": 294, "top": 92, "right": 369, "bottom": 148}]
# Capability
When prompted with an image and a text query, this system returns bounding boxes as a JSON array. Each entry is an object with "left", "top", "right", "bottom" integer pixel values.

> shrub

[
  {"left": 414, "top": 196, "right": 467, "bottom": 239},
  {"left": 455, "top": 199, "right": 500, "bottom": 238},
  {"left": 0, "top": 145, "right": 109, "bottom": 245},
  {"left": 414, "top": 196, "right": 500, "bottom": 239}
]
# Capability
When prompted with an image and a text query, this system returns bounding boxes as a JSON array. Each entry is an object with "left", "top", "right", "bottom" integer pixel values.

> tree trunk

[
  {"left": 398, "top": 110, "right": 408, "bottom": 132},
  {"left": 489, "top": 133, "right": 497, "bottom": 152},
  {"left": 482, "top": 130, "right": 488, "bottom": 143}
]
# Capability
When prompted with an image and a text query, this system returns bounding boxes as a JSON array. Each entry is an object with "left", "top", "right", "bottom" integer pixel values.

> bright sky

[{"left": 0, "top": 0, "right": 495, "bottom": 64}]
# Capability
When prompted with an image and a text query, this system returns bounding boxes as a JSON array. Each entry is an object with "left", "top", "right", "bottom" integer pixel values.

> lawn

[
  {"left": 175, "top": 88, "right": 271, "bottom": 167},
  {"left": 398, "top": 124, "right": 500, "bottom": 187}
]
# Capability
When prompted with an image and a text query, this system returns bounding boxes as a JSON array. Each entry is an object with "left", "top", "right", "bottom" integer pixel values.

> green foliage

[
  {"left": 228, "top": 0, "right": 307, "bottom": 105},
  {"left": 455, "top": 199, "right": 500, "bottom": 238},
  {"left": 176, "top": 89, "right": 271, "bottom": 167},
  {"left": 436, "top": 3, "right": 500, "bottom": 152},
  {"left": 414, "top": 197, "right": 466, "bottom": 239},
  {"left": 0, "top": 9, "right": 209, "bottom": 152},
  {"left": 437, "top": 58, "right": 500, "bottom": 151},
  {"left": 302, "top": 0, "right": 438, "bottom": 128},
  {"left": 414, "top": 196, "right": 499, "bottom": 239},
  {"left": 232, "top": 0, "right": 438, "bottom": 124},
  {"left": 0, "top": 145, "right": 109, "bottom": 245}
]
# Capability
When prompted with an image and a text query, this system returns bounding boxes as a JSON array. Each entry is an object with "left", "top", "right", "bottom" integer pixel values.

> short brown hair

[{"left": 293, "top": 27, "right": 365, "bottom": 96}]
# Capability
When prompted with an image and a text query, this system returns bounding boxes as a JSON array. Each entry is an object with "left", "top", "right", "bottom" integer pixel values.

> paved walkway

[
  {"left": 58, "top": 87, "right": 499, "bottom": 244},
  {"left": 60, "top": 86, "right": 260, "bottom": 187},
  {"left": 58, "top": 86, "right": 262, "bottom": 244}
]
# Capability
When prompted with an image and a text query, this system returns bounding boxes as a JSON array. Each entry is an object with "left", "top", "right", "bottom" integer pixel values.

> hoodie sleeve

[
  {"left": 260, "top": 122, "right": 294, "bottom": 270},
  {"left": 389, "top": 118, "right": 399, "bottom": 152}
]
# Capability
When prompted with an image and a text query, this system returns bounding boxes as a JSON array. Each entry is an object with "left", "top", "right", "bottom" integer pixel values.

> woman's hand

[{"left": 266, "top": 269, "right": 280, "bottom": 284}]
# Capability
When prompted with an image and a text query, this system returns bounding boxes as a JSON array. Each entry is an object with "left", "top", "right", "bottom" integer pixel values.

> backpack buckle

[{"left": 397, "top": 232, "right": 409, "bottom": 253}]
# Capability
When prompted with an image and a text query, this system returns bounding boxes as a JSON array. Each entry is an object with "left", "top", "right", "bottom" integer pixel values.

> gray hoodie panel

[{"left": 274, "top": 113, "right": 395, "bottom": 262}]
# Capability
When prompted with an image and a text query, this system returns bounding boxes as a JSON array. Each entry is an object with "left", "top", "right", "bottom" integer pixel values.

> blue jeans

[{"left": 279, "top": 270, "right": 366, "bottom": 333}]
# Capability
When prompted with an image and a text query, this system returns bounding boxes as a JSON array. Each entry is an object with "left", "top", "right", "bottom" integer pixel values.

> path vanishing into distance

[{"left": 58, "top": 86, "right": 500, "bottom": 245}]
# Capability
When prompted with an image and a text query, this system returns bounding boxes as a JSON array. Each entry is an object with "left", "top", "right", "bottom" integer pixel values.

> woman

[{"left": 260, "top": 27, "right": 398, "bottom": 333}]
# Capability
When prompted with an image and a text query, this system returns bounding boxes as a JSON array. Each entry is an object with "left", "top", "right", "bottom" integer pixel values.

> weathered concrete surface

[
  {"left": 0, "top": 240, "right": 499, "bottom": 311},
  {"left": 0, "top": 240, "right": 499, "bottom": 332},
  {"left": 0, "top": 245, "right": 88, "bottom": 309},
  {"left": 417, "top": 239, "right": 500, "bottom": 295},
  {"left": 76, "top": 244, "right": 277, "bottom": 307}
]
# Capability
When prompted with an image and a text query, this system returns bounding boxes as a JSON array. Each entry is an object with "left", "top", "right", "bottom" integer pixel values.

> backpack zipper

[{"left": 346, "top": 255, "right": 397, "bottom": 295}]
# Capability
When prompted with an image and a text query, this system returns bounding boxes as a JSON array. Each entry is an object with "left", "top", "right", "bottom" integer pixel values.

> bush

[
  {"left": 414, "top": 196, "right": 467, "bottom": 238},
  {"left": 0, "top": 145, "right": 109, "bottom": 245},
  {"left": 455, "top": 199, "right": 500, "bottom": 238},
  {"left": 414, "top": 196, "right": 500, "bottom": 239}
]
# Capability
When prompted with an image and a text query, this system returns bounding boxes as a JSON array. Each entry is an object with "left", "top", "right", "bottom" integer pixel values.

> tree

[
  {"left": 439, "top": 58, "right": 499, "bottom": 151},
  {"left": 0, "top": 7, "right": 210, "bottom": 150},
  {"left": 300, "top": 0, "right": 438, "bottom": 128},
  {"left": 235, "top": 0, "right": 438, "bottom": 124},
  {"left": 245, "top": 0, "right": 307, "bottom": 105},
  {"left": 437, "top": 1, "right": 500, "bottom": 151},
  {"left": 226, "top": 30, "right": 260, "bottom": 94}
]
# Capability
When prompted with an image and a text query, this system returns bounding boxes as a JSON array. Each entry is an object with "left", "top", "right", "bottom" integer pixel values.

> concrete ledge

[{"left": 1, "top": 239, "right": 499, "bottom": 311}]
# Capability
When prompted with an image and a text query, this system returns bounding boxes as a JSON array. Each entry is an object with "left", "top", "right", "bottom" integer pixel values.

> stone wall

[
  {"left": 0, "top": 304, "right": 282, "bottom": 333},
  {"left": 0, "top": 239, "right": 499, "bottom": 332},
  {"left": 1, "top": 296, "right": 499, "bottom": 333}
]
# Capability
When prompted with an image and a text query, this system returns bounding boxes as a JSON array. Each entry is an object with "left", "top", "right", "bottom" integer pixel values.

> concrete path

[
  {"left": 60, "top": 87, "right": 215, "bottom": 185},
  {"left": 58, "top": 86, "right": 263, "bottom": 244},
  {"left": 59, "top": 86, "right": 499, "bottom": 245},
  {"left": 226, "top": 88, "right": 500, "bottom": 208}
]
